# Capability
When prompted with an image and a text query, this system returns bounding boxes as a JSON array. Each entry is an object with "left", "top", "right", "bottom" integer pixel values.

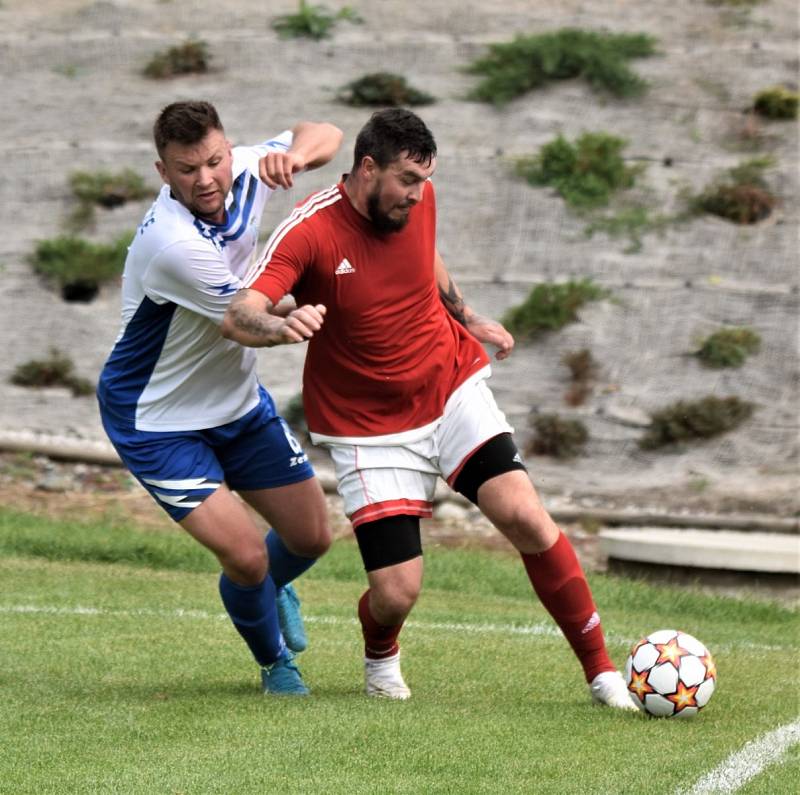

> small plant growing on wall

[
  {"left": 272, "top": 1, "right": 361, "bottom": 40},
  {"left": 502, "top": 279, "right": 609, "bottom": 340},
  {"left": 29, "top": 233, "right": 131, "bottom": 302},
  {"left": 689, "top": 156, "right": 778, "bottom": 224},
  {"left": 67, "top": 168, "right": 151, "bottom": 231},
  {"left": 562, "top": 348, "right": 598, "bottom": 406},
  {"left": 640, "top": 395, "right": 755, "bottom": 449},
  {"left": 467, "top": 28, "right": 656, "bottom": 105},
  {"left": 515, "top": 132, "right": 640, "bottom": 210},
  {"left": 694, "top": 327, "right": 761, "bottom": 368},
  {"left": 11, "top": 349, "right": 93, "bottom": 397},
  {"left": 583, "top": 205, "right": 671, "bottom": 254},
  {"left": 70, "top": 169, "right": 149, "bottom": 209},
  {"left": 143, "top": 39, "right": 210, "bottom": 78},
  {"left": 338, "top": 73, "right": 434, "bottom": 107},
  {"left": 526, "top": 413, "right": 589, "bottom": 459},
  {"left": 752, "top": 86, "right": 799, "bottom": 120}
]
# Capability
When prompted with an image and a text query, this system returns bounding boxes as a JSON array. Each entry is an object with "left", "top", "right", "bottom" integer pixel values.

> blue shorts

[{"left": 99, "top": 387, "right": 315, "bottom": 522}]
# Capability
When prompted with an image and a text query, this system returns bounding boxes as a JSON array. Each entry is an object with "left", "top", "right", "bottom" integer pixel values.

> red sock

[
  {"left": 521, "top": 531, "right": 614, "bottom": 683},
  {"left": 358, "top": 590, "right": 403, "bottom": 660}
]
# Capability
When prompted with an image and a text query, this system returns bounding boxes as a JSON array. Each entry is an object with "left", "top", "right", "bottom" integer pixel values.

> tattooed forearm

[
  {"left": 230, "top": 305, "right": 273, "bottom": 339},
  {"left": 438, "top": 275, "right": 467, "bottom": 326},
  {"left": 224, "top": 291, "right": 281, "bottom": 345}
]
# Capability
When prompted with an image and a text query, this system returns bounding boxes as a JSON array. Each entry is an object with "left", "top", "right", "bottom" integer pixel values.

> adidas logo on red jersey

[{"left": 335, "top": 258, "right": 355, "bottom": 275}]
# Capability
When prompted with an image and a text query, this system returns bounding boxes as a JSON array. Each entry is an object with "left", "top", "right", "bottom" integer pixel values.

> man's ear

[
  {"left": 155, "top": 160, "right": 168, "bottom": 184},
  {"left": 360, "top": 155, "right": 378, "bottom": 179}
]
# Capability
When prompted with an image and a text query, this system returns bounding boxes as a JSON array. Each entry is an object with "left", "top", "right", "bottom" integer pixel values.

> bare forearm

[
  {"left": 221, "top": 289, "right": 327, "bottom": 347},
  {"left": 221, "top": 292, "right": 287, "bottom": 347},
  {"left": 438, "top": 271, "right": 469, "bottom": 326},
  {"left": 435, "top": 249, "right": 471, "bottom": 326},
  {"left": 290, "top": 122, "right": 343, "bottom": 171},
  {"left": 433, "top": 249, "right": 514, "bottom": 360}
]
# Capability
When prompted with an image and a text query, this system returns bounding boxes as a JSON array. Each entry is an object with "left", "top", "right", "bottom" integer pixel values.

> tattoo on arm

[
  {"left": 439, "top": 275, "right": 467, "bottom": 326},
  {"left": 229, "top": 292, "right": 279, "bottom": 343}
]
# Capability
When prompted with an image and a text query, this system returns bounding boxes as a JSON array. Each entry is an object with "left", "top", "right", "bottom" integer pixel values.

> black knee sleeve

[
  {"left": 354, "top": 515, "right": 422, "bottom": 572},
  {"left": 452, "top": 433, "right": 527, "bottom": 506}
]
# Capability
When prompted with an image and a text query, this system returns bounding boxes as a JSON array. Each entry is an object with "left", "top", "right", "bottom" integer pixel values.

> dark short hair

[
  {"left": 153, "top": 100, "right": 223, "bottom": 157},
  {"left": 352, "top": 108, "right": 437, "bottom": 171}
]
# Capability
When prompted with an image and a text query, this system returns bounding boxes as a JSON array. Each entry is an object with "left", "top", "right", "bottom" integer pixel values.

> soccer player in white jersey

[{"left": 97, "top": 101, "right": 342, "bottom": 695}]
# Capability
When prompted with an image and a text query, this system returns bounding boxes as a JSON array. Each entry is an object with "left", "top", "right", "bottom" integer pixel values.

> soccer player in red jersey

[{"left": 221, "top": 109, "right": 636, "bottom": 708}]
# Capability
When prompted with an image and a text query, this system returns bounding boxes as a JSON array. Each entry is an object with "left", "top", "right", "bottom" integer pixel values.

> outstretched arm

[
  {"left": 220, "top": 288, "right": 326, "bottom": 348},
  {"left": 260, "top": 122, "right": 343, "bottom": 190},
  {"left": 434, "top": 249, "right": 514, "bottom": 361}
]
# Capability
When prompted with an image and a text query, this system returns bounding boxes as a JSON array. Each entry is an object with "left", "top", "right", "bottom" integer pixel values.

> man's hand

[
  {"left": 221, "top": 288, "right": 326, "bottom": 347},
  {"left": 259, "top": 121, "right": 343, "bottom": 190},
  {"left": 277, "top": 304, "right": 327, "bottom": 343},
  {"left": 465, "top": 313, "right": 515, "bottom": 360},
  {"left": 259, "top": 151, "right": 306, "bottom": 190}
]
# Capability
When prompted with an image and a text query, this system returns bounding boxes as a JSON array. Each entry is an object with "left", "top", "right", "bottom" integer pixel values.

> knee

[
  {"left": 287, "top": 519, "right": 333, "bottom": 558},
  {"left": 372, "top": 578, "right": 421, "bottom": 624},
  {"left": 489, "top": 498, "right": 559, "bottom": 553},
  {"left": 223, "top": 543, "right": 268, "bottom": 585}
]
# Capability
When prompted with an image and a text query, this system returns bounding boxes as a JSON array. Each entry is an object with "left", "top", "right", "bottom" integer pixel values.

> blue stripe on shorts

[{"left": 99, "top": 386, "right": 315, "bottom": 521}]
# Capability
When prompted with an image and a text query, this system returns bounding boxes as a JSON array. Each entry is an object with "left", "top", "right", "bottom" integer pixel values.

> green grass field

[{"left": 1, "top": 508, "right": 798, "bottom": 794}]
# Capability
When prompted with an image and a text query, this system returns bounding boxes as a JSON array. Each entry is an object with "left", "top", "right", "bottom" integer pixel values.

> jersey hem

[
  {"left": 131, "top": 392, "right": 261, "bottom": 433},
  {"left": 309, "top": 364, "right": 492, "bottom": 446}
]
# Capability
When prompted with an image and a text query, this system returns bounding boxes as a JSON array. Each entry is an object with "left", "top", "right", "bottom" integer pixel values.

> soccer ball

[{"left": 624, "top": 629, "right": 717, "bottom": 718}]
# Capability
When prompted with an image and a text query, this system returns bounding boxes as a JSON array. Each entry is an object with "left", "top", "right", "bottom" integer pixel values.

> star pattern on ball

[
  {"left": 630, "top": 637, "right": 649, "bottom": 657},
  {"left": 666, "top": 682, "right": 699, "bottom": 713},
  {"left": 628, "top": 668, "right": 654, "bottom": 700},
  {"left": 701, "top": 652, "right": 717, "bottom": 680},
  {"left": 654, "top": 637, "right": 690, "bottom": 667}
]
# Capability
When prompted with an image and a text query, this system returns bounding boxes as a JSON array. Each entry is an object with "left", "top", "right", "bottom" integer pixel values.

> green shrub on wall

[
  {"left": 515, "top": 132, "right": 639, "bottom": 209},
  {"left": 527, "top": 413, "right": 589, "bottom": 459},
  {"left": 143, "top": 40, "right": 210, "bottom": 78},
  {"left": 11, "top": 349, "right": 93, "bottom": 397},
  {"left": 467, "top": 29, "right": 656, "bottom": 105},
  {"left": 272, "top": 1, "right": 361, "bottom": 40},
  {"left": 338, "top": 73, "right": 434, "bottom": 107},
  {"left": 640, "top": 396, "right": 755, "bottom": 449},
  {"left": 502, "top": 280, "right": 609, "bottom": 340},
  {"left": 694, "top": 328, "right": 761, "bottom": 368}
]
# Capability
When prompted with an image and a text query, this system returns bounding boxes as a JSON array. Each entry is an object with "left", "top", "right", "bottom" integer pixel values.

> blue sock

[
  {"left": 218, "top": 572, "right": 286, "bottom": 667},
  {"left": 265, "top": 529, "right": 317, "bottom": 589}
]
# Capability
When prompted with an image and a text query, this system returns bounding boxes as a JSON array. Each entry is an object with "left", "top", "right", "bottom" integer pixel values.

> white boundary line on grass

[
  {"left": 0, "top": 604, "right": 793, "bottom": 653},
  {"left": 0, "top": 604, "right": 562, "bottom": 635},
  {"left": 684, "top": 719, "right": 800, "bottom": 794}
]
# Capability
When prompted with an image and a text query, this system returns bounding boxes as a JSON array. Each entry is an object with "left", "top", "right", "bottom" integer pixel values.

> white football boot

[
  {"left": 364, "top": 651, "right": 411, "bottom": 700},
  {"left": 589, "top": 670, "right": 639, "bottom": 710}
]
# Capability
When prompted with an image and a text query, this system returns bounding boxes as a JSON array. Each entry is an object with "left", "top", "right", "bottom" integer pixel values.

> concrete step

[{"left": 599, "top": 528, "right": 800, "bottom": 575}]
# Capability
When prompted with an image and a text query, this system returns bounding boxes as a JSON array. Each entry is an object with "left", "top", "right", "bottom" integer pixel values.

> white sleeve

[
  {"left": 250, "top": 130, "right": 294, "bottom": 158},
  {"left": 144, "top": 239, "right": 241, "bottom": 326}
]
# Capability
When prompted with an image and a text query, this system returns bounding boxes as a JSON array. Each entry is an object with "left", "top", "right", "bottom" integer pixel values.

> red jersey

[{"left": 247, "top": 181, "right": 489, "bottom": 438}]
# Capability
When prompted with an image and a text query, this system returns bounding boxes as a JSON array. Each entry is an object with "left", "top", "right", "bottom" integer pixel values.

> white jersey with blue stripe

[{"left": 98, "top": 131, "right": 292, "bottom": 432}]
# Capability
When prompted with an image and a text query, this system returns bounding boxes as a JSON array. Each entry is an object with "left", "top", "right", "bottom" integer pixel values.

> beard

[{"left": 366, "top": 187, "right": 411, "bottom": 233}]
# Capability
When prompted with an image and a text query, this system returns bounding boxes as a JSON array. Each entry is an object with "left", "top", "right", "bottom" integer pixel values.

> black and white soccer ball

[{"left": 624, "top": 629, "right": 717, "bottom": 718}]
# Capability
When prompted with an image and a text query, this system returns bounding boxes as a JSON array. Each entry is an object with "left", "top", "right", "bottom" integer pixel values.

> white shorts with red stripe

[{"left": 317, "top": 369, "right": 513, "bottom": 528}]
